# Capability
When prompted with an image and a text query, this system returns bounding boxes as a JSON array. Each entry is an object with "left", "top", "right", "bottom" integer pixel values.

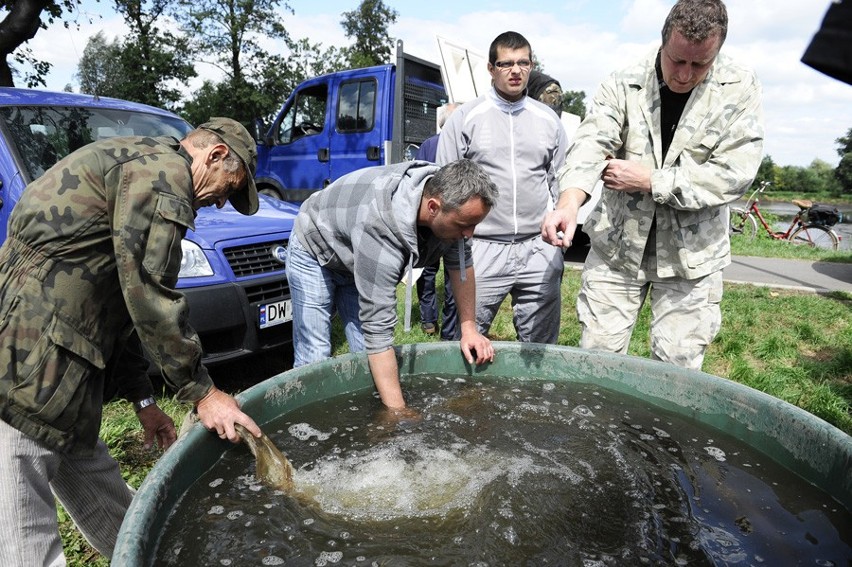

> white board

[{"left": 436, "top": 36, "right": 490, "bottom": 104}]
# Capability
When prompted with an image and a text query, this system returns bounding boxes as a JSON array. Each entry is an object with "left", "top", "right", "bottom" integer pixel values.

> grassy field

[{"left": 62, "top": 238, "right": 852, "bottom": 565}]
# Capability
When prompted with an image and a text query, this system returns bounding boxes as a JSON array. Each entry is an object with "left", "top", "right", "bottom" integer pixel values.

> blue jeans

[{"left": 286, "top": 233, "right": 364, "bottom": 367}]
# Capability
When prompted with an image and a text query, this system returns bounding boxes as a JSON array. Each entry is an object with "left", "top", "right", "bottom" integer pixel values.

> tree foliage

[
  {"left": 111, "top": 0, "right": 196, "bottom": 109},
  {"left": 754, "top": 154, "right": 776, "bottom": 186},
  {"left": 561, "top": 89, "right": 586, "bottom": 120},
  {"left": 0, "top": 0, "right": 81, "bottom": 87},
  {"left": 771, "top": 159, "right": 841, "bottom": 195},
  {"left": 76, "top": 31, "right": 124, "bottom": 96},
  {"left": 340, "top": 0, "right": 398, "bottom": 68},
  {"left": 173, "top": 0, "right": 292, "bottom": 124},
  {"left": 836, "top": 154, "right": 852, "bottom": 194},
  {"left": 835, "top": 127, "right": 852, "bottom": 194},
  {"left": 835, "top": 127, "right": 852, "bottom": 157},
  {"left": 76, "top": 1, "right": 195, "bottom": 111}
]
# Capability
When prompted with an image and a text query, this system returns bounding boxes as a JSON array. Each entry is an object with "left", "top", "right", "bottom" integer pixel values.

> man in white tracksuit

[{"left": 437, "top": 31, "right": 569, "bottom": 343}]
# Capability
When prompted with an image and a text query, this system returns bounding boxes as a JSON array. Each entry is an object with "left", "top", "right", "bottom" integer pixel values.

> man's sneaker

[{"left": 421, "top": 322, "right": 437, "bottom": 335}]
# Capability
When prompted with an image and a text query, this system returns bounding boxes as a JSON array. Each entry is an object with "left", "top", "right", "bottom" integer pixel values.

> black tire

[
  {"left": 788, "top": 224, "right": 839, "bottom": 250},
  {"left": 729, "top": 207, "right": 757, "bottom": 239},
  {"left": 258, "top": 186, "right": 283, "bottom": 200}
]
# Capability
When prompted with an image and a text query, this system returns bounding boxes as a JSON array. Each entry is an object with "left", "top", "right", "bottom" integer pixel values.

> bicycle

[{"left": 729, "top": 181, "right": 841, "bottom": 250}]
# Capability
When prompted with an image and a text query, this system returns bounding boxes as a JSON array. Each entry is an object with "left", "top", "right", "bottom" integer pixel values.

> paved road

[{"left": 564, "top": 248, "right": 852, "bottom": 293}]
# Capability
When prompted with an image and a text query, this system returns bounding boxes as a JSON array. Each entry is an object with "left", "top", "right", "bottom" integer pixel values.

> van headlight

[{"left": 179, "top": 239, "right": 214, "bottom": 277}]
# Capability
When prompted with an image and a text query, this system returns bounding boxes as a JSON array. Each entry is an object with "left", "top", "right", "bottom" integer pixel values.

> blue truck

[
  {"left": 0, "top": 87, "right": 298, "bottom": 369},
  {"left": 255, "top": 41, "right": 447, "bottom": 202}
]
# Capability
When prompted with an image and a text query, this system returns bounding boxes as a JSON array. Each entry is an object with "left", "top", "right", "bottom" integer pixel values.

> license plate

[{"left": 259, "top": 299, "right": 292, "bottom": 329}]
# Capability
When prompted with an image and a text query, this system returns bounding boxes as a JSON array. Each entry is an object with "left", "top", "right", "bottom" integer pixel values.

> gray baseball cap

[{"left": 197, "top": 117, "right": 259, "bottom": 215}]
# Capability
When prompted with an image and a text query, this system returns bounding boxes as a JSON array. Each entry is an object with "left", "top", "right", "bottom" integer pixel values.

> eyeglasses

[{"left": 493, "top": 59, "right": 532, "bottom": 71}]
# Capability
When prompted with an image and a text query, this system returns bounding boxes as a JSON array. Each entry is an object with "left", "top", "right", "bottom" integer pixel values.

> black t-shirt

[{"left": 656, "top": 51, "right": 692, "bottom": 159}]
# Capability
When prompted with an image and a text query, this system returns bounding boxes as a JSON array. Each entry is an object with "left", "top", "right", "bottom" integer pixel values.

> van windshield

[{"left": 0, "top": 105, "right": 192, "bottom": 181}]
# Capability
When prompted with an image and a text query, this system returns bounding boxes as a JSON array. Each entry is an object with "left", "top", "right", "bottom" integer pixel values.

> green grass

[
  {"left": 63, "top": 259, "right": 852, "bottom": 565},
  {"left": 59, "top": 396, "right": 189, "bottom": 566},
  {"left": 730, "top": 230, "right": 852, "bottom": 262}
]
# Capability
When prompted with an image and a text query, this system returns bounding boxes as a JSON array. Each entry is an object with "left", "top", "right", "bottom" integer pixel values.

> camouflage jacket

[
  {"left": 0, "top": 136, "right": 213, "bottom": 454},
  {"left": 560, "top": 49, "right": 764, "bottom": 279}
]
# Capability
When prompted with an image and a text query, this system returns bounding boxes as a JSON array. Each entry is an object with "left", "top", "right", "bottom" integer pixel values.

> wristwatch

[{"left": 133, "top": 396, "right": 157, "bottom": 413}]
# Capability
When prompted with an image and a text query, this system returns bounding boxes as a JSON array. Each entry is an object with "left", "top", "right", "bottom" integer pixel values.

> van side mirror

[{"left": 252, "top": 118, "right": 267, "bottom": 144}]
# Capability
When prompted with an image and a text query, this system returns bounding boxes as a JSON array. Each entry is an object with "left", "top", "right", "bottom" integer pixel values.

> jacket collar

[{"left": 488, "top": 86, "right": 527, "bottom": 114}]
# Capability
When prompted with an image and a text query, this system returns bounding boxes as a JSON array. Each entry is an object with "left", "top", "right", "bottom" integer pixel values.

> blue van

[
  {"left": 0, "top": 87, "right": 298, "bottom": 368},
  {"left": 255, "top": 42, "right": 446, "bottom": 202}
]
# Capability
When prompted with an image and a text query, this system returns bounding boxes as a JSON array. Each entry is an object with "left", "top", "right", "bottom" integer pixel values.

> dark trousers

[{"left": 416, "top": 261, "right": 459, "bottom": 340}]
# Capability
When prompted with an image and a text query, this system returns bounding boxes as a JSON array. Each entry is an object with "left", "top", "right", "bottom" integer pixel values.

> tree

[
  {"left": 111, "top": 0, "right": 196, "bottom": 110},
  {"left": 561, "top": 90, "right": 586, "bottom": 120},
  {"left": 835, "top": 127, "right": 852, "bottom": 194},
  {"left": 754, "top": 154, "right": 776, "bottom": 187},
  {"left": 286, "top": 37, "right": 347, "bottom": 85},
  {"left": 340, "top": 0, "right": 397, "bottom": 68},
  {"left": 808, "top": 158, "right": 842, "bottom": 194},
  {"left": 76, "top": 31, "right": 124, "bottom": 96},
  {"left": 0, "top": 0, "right": 81, "bottom": 87},
  {"left": 774, "top": 160, "right": 841, "bottom": 195},
  {"left": 174, "top": 0, "right": 292, "bottom": 125},
  {"left": 835, "top": 127, "right": 852, "bottom": 157},
  {"left": 836, "top": 154, "right": 852, "bottom": 194},
  {"left": 76, "top": 2, "right": 196, "bottom": 111}
]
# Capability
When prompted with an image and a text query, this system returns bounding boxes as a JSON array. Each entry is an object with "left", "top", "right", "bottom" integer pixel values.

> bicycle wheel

[
  {"left": 788, "top": 224, "right": 839, "bottom": 250},
  {"left": 729, "top": 208, "right": 757, "bottom": 239}
]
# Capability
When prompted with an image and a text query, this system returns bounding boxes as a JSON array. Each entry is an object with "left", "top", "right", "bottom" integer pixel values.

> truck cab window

[
  {"left": 337, "top": 79, "right": 376, "bottom": 133},
  {"left": 277, "top": 85, "right": 327, "bottom": 144}
]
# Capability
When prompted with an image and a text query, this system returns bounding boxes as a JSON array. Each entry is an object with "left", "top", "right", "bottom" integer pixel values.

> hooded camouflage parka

[{"left": 0, "top": 136, "right": 214, "bottom": 455}]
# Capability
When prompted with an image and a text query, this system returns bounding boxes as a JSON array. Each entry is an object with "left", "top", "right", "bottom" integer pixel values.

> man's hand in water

[{"left": 369, "top": 406, "right": 422, "bottom": 442}]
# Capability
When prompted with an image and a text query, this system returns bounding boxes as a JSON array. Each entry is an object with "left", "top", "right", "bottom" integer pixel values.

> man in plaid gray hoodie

[{"left": 287, "top": 158, "right": 498, "bottom": 411}]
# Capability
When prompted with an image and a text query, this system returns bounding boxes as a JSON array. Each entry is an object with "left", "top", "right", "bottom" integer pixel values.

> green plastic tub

[{"left": 114, "top": 342, "right": 852, "bottom": 565}]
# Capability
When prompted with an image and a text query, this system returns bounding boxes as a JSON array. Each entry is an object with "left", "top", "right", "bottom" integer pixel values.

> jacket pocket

[
  {"left": 8, "top": 313, "right": 105, "bottom": 428},
  {"left": 673, "top": 207, "right": 727, "bottom": 268},
  {"left": 142, "top": 192, "right": 194, "bottom": 277}
]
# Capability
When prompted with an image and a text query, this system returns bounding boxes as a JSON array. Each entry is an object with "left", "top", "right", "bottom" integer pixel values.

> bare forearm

[
  {"left": 556, "top": 187, "right": 589, "bottom": 211},
  {"left": 368, "top": 349, "right": 405, "bottom": 408},
  {"left": 449, "top": 266, "right": 476, "bottom": 334}
]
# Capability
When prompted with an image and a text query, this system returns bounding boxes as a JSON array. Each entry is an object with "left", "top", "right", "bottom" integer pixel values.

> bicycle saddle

[{"left": 791, "top": 198, "right": 813, "bottom": 210}]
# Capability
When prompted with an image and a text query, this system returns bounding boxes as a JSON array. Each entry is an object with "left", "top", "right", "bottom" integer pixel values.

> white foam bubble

[
  {"left": 207, "top": 505, "right": 225, "bottom": 515},
  {"left": 261, "top": 556, "right": 285, "bottom": 565},
  {"left": 704, "top": 446, "right": 726, "bottom": 462},
  {"left": 572, "top": 405, "right": 595, "bottom": 418},
  {"left": 208, "top": 478, "right": 224, "bottom": 488},
  {"left": 314, "top": 550, "right": 343, "bottom": 565},
  {"left": 289, "top": 423, "right": 333, "bottom": 441}
]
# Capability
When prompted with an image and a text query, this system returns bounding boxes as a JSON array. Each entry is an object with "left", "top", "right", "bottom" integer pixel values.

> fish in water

[{"left": 235, "top": 423, "right": 295, "bottom": 492}]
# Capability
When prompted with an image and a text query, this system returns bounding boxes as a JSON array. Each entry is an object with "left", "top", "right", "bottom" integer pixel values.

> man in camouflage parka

[
  {"left": 541, "top": 0, "right": 764, "bottom": 369},
  {"left": 0, "top": 117, "right": 264, "bottom": 565}
]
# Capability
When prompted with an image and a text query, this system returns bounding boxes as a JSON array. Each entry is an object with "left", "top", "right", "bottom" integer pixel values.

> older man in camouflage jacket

[
  {"left": 542, "top": 0, "right": 764, "bottom": 369},
  {"left": 0, "top": 117, "right": 264, "bottom": 565}
]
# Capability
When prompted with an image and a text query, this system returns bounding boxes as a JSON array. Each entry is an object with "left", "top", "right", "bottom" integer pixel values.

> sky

[{"left": 26, "top": 0, "right": 852, "bottom": 168}]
